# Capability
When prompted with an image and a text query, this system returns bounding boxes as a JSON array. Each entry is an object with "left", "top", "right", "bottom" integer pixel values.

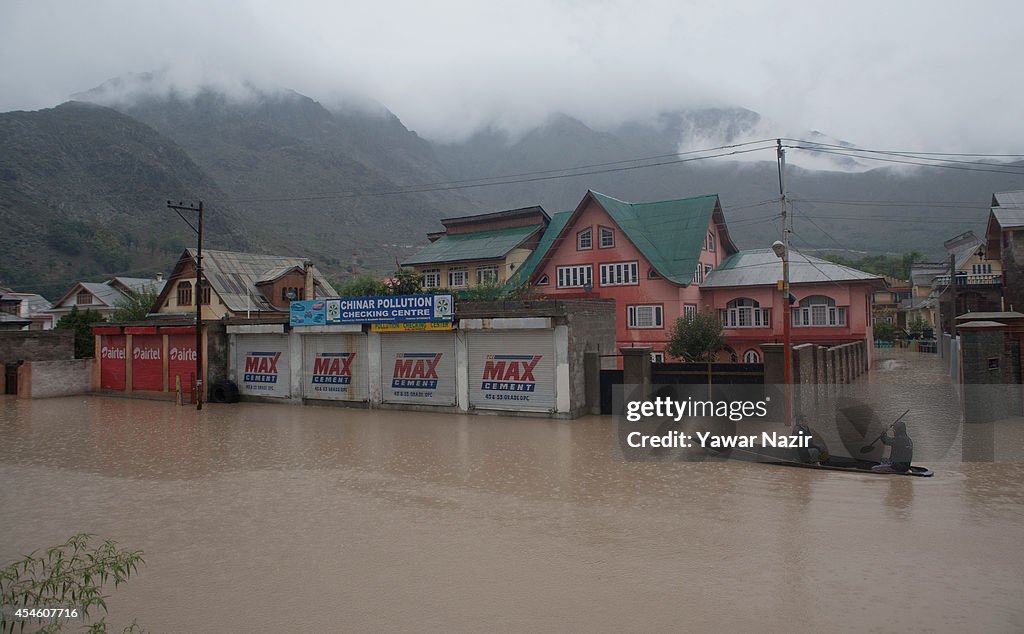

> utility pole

[
  {"left": 776, "top": 139, "right": 793, "bottom": 424},
  {"left": 167, "top": 200, "right": 204, "bottom": 410},
  {"left": 949, "top": 253, "right": 958, "bottom": 337}
]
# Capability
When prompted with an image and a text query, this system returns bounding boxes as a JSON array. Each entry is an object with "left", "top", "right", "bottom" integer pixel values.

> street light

[
  {"left": 772, "top": 239, "right": 793, "bottom": 425},
  {"left": 167, "top": 200, "right": 204, "bottom": 411}
]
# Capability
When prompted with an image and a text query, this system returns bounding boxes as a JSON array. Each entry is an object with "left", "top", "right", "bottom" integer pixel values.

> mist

[{"left": 2, "top": 0, "right": 1022, "bottom": 152}]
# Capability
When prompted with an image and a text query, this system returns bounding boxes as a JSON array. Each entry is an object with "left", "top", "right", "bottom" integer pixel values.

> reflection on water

[{"left": 1, "top": 395, "right": 1023, "bottom": 632}]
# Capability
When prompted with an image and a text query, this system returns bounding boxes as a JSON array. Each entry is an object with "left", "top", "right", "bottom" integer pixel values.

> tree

[
  {"left": 111, "top": 286, "right": 160, "bottom": 323},
  {"left": 873, "top": 321, "right": 901, "bottom": 342},
  {"left": 666, "top": 309, "right": 726, "bottom": 362},
  {"left": 55, "top": 306, "right": 106, "bottom": 359},
  {"left": 0, "top": 533, "right": 144, "bottom": 633}
]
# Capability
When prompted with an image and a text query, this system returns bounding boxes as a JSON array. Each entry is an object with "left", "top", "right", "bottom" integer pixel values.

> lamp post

[
  {"left": 167, "top": 200, "right": 204, "bottom": 410},
  {"left": 772, "top": 239, "right": 793, "bottom": 425}
]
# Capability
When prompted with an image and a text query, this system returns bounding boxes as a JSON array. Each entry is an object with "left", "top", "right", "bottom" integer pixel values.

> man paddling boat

[{"left": 871, "top": 421, "right": 914, "bottom": 473}]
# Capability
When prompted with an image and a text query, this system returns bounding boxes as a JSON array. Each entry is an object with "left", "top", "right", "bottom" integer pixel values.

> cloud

[{"left": 1, "top": 0, "right": 1022, "bottom": 151}]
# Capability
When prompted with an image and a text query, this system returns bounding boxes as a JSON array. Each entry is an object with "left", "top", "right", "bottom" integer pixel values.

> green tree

[
  {"left": 907, "top": 317, "right": 930, "bottom": 338},
  {"left": 111, "top": 286, "right": 160, "bottom": 323},
  {"left": 873, "top": 321, "right": 901, "bottom": 342},
  {"left": 56, "top": 306, "right": 107, "bottom": 358},
  {"left": 666, "top": 309, "right": 726, "bottom": 362},
  {"left": 0, "top": 533, "right": 144, "bottom": 633}
]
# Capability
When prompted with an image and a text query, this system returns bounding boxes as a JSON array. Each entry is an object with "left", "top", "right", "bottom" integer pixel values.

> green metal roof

[
  {"left": 402, "top": 224, "right": 543, "bottom": 266},
  {"left": 504, "top": 211, "right": 572, "bottom": 290},
  {"left": 589, "top": 191, "right": 722, "bottom": 285}
]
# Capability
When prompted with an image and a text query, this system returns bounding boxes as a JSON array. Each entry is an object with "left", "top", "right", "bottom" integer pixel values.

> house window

[
  {"left": 600, "top": 261, "right": 638, "bottom": 286},
  {"left": 720, "top": 298, "right": 771, "bottom": 328},
  {"left": 76, "top": 290, "right": 93, "bottom": 305},
  {"left": 422, "top": 269, "right": 441, "bottom": 288},
  {"left": 200, "top": 281, "right": 213, "bottom": 305},
  {"left": 556, "top": 265, "right": 592, "bottom": 289},
  {"left": 176, "top": 281, "right": 192, "bottom": 306},
  {"left": 448, "top": 267, "right": 468, "bottom": 287},
  {"left": 599, "top": 226, "right": 615, "bottom": 248},
  {"left": 704, "top": 263, "right": 713, "bottom": 278},
  {"left": 627, "top": 304, "right": 663, "bottom": 329},
  {"left": 648, "top": 269, "right": 661, "bottom": 279},
  {"left": 476, "top": 265, "right": 499, "bottom": 285},
  {"left": 743, "top": 349, "right": 761, "bottom": 363},
  {"left": 536, "top": 274, "right": 549, "bottom": 286},
  {"left": 693, "top": 263, "right": 704, "bottom": 284},
  {"left": 792, "top": 295, "right": 847, "bottom": 327},
  {"left": 577, "top": 227, "right": 593, "bottom": 250},
  {"left": 651, "top": 352, "right": 665, "bottom": 363},
  {"left": 683, "top": 303, "right": 697, "bottom": 318},
  {"left": 707, "top": 232, "right": 716, "bottom": 252},
  {"left": 280, "top": 286, "right": 303, "bottom": 302}
]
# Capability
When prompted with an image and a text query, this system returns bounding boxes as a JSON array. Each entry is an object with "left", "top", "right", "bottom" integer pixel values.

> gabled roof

[
  {"left": 702, "top": 248, "right": 884, "bottom": 288},
  {"left": 0, "top": 291, "right": 51, "bottom": 315},
  {"left": 505, "top": 211, "right": 573, "bottom": 289},
  {"left": 157, "top": 249, "right": 337, "bottom": 314},
  {"left": 943, "top": 230, "right": 983, "bottom": 271},
  {"left": 110, "top": 277, "right": 166, "bottom": 296},
  {"left": 910, "top": 262, "right": 948, "bottom": 288},
  {"left": 49, "top": 281, "right": 127, "bottom": 310},
  {"left": 524, "top": 190, "right": 738, "bottom": 287},
  {"left": 401, "top": 224, "right": 544, "bottom": 266}
]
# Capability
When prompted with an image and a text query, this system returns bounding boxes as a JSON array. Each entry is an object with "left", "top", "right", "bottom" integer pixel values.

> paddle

[{"left": 859, "top": 409, "right": 910, "bottom": 454}]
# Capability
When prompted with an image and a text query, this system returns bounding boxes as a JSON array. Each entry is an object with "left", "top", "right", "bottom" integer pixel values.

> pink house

[{"left": 511, "top": 190, "right": 882, "bottom": 364}]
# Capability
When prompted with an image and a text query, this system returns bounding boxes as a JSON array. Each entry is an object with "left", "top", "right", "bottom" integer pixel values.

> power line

[
  {"left": 785, "top": 145, "right": 1024, "bottom": 176},
  {"left": 780, "top": 138, "right": 1024, "bottom": 159}
]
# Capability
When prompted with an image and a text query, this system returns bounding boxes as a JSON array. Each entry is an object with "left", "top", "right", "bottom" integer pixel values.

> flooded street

[{"left": 3, "top": 378, "right": 1024, "bottom": 631}]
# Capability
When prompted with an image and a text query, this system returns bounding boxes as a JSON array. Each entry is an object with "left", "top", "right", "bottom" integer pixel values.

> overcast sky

[{"left": 1, "top": 0, "right": 1021, "bottom": 152}]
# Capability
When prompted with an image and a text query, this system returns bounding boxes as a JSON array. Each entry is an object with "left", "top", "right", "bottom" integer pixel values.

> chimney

[
  {"left": 304, "top": 261, "right": 315, "bottom": 299},
  {"left": 156, "top": 273, "right": 164, "bottom": 282}
]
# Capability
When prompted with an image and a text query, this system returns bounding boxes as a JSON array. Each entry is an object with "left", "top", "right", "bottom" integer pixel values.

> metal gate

[
  {"left": 380, "top": 332, "right": 457, "bottom": 406},
  {"left": 235, "top": 334, "right": 290, "bottom": 398},
  {"left": 302, "top": 334, "right": 368, "bottom": 401},
  {"left": 467, "top": 330, "right": 556, "bottom": 411}
]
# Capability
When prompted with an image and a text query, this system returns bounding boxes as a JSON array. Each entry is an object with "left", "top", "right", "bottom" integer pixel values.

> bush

[
  {"left": 56, "top": 306, "right": 107, "bottom": 358},
  {"left": 0, "top": 533, "right": 144, "bottom": 633},
  {"left": 873, "top": 321, "right": 901, "bottom": 342}
]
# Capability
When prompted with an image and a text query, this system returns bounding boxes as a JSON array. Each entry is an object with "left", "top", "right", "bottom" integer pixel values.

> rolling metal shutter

[
  {"left": 167, "top": 334, "right": 198, "bottom": 393},
  {"left": 380, "top": 332, "right": 457, "bottom": 406},
  {"left": 302, "top": 334, "right": 368, "bottom": 401},
  {"left": 235, "top": 334, "right": 291, "bottom": 398},
  {"left": 130, "top": 334, "right": 163, "bottom": 391},
  {"left": 467, "top": 330, "right": 556, "bottom": 411},
  {"left": 99, "top": 335, "right": 126, "bottom": 390}
]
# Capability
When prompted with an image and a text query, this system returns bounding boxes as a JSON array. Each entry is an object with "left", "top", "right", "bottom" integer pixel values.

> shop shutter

[
  {"left": 235, "top": 334, "right": 291, "bottom": 398},
  {"left": 130, "top": 334, "right": 163, "bottom": 391},
  {"left": 167, "top": 334, "right": 198, "bottom": 393},
  {"left": 302, "top": 334, "right": 368, "bottom": 401},
  {"left": 99, "top": 335, "right": 126, "bottom": 390},
  {"left": 380, "top": 332, "right": 457, "bottom": 406},
  {"left": 467, "top": 330, "right": 556, "bottom": 411}
]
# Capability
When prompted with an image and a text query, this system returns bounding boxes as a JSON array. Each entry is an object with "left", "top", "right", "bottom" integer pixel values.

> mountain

[
  {"left": 433, "top": 109, "right": 1024, "bottom": 258},
  {"left": 76, "top": 77, "right": 478, "bottom": 275},
  {"left": 0, "top": 101, "right": 254, "bottom": 298}
]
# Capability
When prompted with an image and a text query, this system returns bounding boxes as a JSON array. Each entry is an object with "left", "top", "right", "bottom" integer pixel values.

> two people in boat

[{"left": 871, "top": 421, "right": 914, "bottom": 473}]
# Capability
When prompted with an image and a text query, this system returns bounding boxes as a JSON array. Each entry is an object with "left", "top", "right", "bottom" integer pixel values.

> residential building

[
  {"left": 700, "top": 250, "right": 884, "bottom": 362},
  {"left": 152, "top": 249, "right": 337, "bottom": 319},
  {"left": 0, "top": 289, "right": 53, "bottom": 330},
  {"left": 985, "top": 190, "right": 1024, "bottom": 310},
  {"left": 511, "top": 190, "right": 738, "bottom": 361},
  {"left": 45, "top": 276, "right": 166, "bottom": 322},
  {"left": 871, "top": 275, "right": 910, "bottom": 327},
  {"left": 402, "top": 206, "right": 549, "bottom": 290}
]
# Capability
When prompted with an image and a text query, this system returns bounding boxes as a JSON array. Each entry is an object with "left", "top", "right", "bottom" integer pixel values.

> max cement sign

[
  {"left": 380, "top": 332, "right": 456, "bottom": 405},
  {"left": 235, "top": 335, "right": 291, "bottom": 398}
]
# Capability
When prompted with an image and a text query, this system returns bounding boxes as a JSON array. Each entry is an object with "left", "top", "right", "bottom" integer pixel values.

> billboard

[
  {"left": 322, "top": 294, "right": 453, "bottom": 325},
  {"left": 290, "top": 300, "right": 327, "bottom": 326}
]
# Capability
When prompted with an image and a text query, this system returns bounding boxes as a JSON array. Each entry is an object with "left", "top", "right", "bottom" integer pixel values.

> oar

[{"left": 859, "top": 409, "right": 910, "bottom": 454}]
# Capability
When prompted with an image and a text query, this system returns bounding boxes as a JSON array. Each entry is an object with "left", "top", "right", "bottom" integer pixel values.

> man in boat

[
  {"left": 794, "top": 417, "right": 830, "bottom": 464},
  {"left": 872, "top": 421, "right": 914, "bottom": 473}
]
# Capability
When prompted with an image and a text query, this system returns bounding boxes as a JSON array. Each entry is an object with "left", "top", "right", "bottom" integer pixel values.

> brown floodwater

[{"left": 2, "top": 385, "right": 1023, "bottom": 632}]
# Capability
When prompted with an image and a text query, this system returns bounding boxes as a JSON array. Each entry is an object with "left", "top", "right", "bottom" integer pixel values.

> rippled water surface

[{"left": 2, "top": 362, "right": 1024, "bottom": 632}]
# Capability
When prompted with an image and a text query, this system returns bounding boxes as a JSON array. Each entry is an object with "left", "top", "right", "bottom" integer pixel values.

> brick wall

[{"left": 0, "top": 331, "right": 74, "bottom": 365}]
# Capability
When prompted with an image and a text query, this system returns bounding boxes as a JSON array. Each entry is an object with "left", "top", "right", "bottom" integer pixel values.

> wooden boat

[{"left": 710, "top": 445, "right": 934, "bottom": 477}]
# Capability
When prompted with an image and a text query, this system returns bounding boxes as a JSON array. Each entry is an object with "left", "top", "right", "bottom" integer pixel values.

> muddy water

[{"left": 2, "top": 394, "right": 1023, "bottom": 632}]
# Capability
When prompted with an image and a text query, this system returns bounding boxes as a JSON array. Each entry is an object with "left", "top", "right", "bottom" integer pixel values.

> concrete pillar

[
  {"left": 584, "top": 351, "right": 601, "bottom": 415},
  {"left": 455, "top": 329, "right": 469, "bottom": 412},
  {"left": 554, "top": 324, "right": 570, "bottom": 414},
  {"left": 289, "top": 331, "right": 302, "bottom": 402},
  {"left": 367, "top": 329, "right": 382, "bottom": 406},
  {"left": 761, "top": 343, "right": 785, "bottom": 385},
  {"left": 620, "top": 347, "right": 652, "bottom": 396}
]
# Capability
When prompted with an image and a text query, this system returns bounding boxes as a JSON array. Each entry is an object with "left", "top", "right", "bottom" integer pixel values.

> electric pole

[
  {"left": 777, "top": 139, "right": 793, "bottom": 424},
  {"left": 167, "top": 200, "right": 204, "bottom": 410}
]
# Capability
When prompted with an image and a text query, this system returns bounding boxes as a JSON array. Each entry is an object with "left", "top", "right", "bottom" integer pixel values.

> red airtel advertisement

[
  {"left": 167, "top": 334, "right": 198, "bottom": 393},
  {"left": 99, "top": 335, "right": 126, "bottom": 390},
  {"left": 131, "top": 334, "right": 163, "bottom": 391}
]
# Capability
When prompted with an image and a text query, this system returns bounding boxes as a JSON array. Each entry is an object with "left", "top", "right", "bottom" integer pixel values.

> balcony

[{"left": 932, "top": 273, "right": 1001, "bottom": 288}]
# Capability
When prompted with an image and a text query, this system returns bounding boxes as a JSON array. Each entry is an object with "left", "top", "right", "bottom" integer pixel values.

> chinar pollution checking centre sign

[{"left": 291, "top": 294, "right": 454, "bottom": 326}]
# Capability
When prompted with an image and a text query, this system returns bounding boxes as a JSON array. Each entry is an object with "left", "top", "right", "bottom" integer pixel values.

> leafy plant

[
  {"left": 55, "top": 307, "right": 107, "bottom": 359},
  {"left": 0, "top": 533, "right": 145, "bottom": 633},
  {"left": 666, "top": 309, "right": 725, "bottom": 362},
  {"left": 873, "top": 321, "right": 901, "bottom": 342},
  {"left": 111, "top": 286, "right": 160, "bottom": 323},
  {"left": 907, "top": 316, "right": 931, "bottom": 338}
]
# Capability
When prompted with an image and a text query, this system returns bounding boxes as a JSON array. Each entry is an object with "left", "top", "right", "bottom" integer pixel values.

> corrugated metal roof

[
  {"left": 111, "top": 277, "right": 166, "bottom": 295},
  {"left": 910, "top": 262, "right": 948, "bottom": 288},
  {"left": 991, "top": 190, "right": 1024, "bottom": 229},
  {"left": 78, "top": 282, "right": 129, "bottom": 307},
  {"left": 505, "top": 211, "right": 573, "bottom": 289},
  {"left": 943, "top": 230, "right": 983, "bottom": 271},
  {"left": 702, "top": 248, "right": 883, "bottom": 288},
  {"left": 185, "top": 249, "right": 337, "bottom": 313},
  {"left": 401, "top": 225, "right": 542, "bottom": 266}
]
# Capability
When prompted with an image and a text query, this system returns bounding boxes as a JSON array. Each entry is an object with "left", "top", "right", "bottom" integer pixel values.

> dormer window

[
  {"left": 176, "top": 281, "right": 192, "bottom": 306},
  {"left": 599, "top": 226, "right": 615, "bottom": 248},
  {"left": 707, "top": 232, "right": 716, "bottom": 252},
  {"left": 577, "top": 227, "right": 593, "bottom": 250},
  {"left": 76, "top": 290, "right": 93, "bottom": 305}
]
